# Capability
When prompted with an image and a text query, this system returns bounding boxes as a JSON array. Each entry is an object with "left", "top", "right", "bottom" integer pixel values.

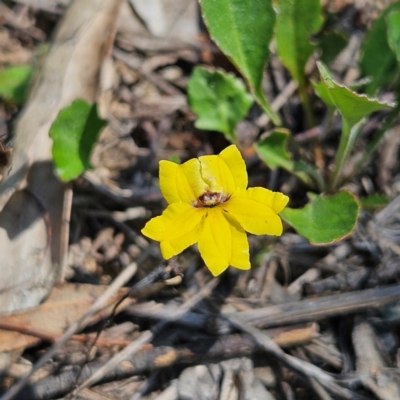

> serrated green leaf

[
  {"left": 319, "top": 31, "right": 348, "bottom": 64},
  {"left": 187, "top": 67, "right": 253, "bottom": 142},
  {"left": 281, "top": 191, "right": 359, "bottom": 245},
  {"left": 387, "top": 10, "right": 400, "bottom": 62},
  {"left": 275, "top": 0, "right": 323, "bottom": 87},
  {"left": 360, "top": 3, "right": 400, "bottom": 95},
  {"left": 199, "top": 0, "right": 281, "bottom": 125},
  {"left": 254, "top": 129, "right": 294, "bottom": 171},
  {"left": 314, "top": 62, "right": 392, "bottom": 127},
  {"left": 50, "top": 99, "right": 107, "bottom": 182},
  {"left": 0, "top": 65, "right": 32, "bottom": 104},
  {"left": 313, "top": 62, "right": 393, "bottom": 189}
]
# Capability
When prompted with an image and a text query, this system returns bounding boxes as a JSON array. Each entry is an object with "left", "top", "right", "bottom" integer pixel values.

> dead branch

[{"left": 11, "top": 325, "right": 317, "bottom": 400}]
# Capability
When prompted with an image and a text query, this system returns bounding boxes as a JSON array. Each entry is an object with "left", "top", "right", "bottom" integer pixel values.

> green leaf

[
  {"left": 0, "top": 65, "right": 32, "bottom": 104},
  {"left": 187, "top": 67, "right": 253, "bottom": 142},
  {"left": 275, "top": 0, "right": 323, "bottom": 87},
  {"left": 199, "top": 0, "right": 281, "bottom": 125},
  {"left": 281, "top": 191, "right": 359, "bottom": 245},
  {"left": 387, "top": 10, "right": 400, "bottom": 62},
  {"left": 293, "top": 161, "right": 326, "bottom": 192},
  {"left": 313, "top": 62, "right": 393, "bottom": 189},
  {"left": 359, "top": 3, "right": 400, "bottom": 95},
  {"left": 319, "top": 31, "right": 348, "bottom": 65},
  {"left": 359, "top": 194, "right": 389, "bottom": 210},
  {"left": 254, "top": 129, "right": 318, "bottom": 188},
  {"left": 254, "top": 129, "right": 294, "bottom": 171},
  {"left": 49, "top": 99, "right": 107, "bottom": 182},
  {"left": 314, "top": 62, "right": 392, "bottom": 128}
]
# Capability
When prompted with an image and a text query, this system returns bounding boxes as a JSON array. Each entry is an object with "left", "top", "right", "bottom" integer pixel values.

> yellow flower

[{"left": 142, "top": 145, "right": 289, "bottom": 276}]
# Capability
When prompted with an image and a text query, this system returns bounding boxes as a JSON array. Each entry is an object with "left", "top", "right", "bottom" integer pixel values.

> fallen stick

[
  {"left": 11, "top": 325, "right": 318, "bottom": 400},
  {"left": 125, "top": 284, "right": 400, "bottom": 333},
  {"left": 236, "top": 284, "right": 400, "bottom": 329}
]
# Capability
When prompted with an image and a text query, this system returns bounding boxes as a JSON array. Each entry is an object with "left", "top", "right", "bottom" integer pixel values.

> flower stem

[
  {"left": 298, "top": 83, "right": 324, "bottom": 173},
  {"left": 298, "top": 84, "right": 315, "bottom": 129},
  {"left": 329, "top": 119, "right": 363, "bottom": 192}
]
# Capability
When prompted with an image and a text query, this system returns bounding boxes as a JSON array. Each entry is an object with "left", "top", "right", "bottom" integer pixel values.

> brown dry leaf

[
  {"left": 130, "top": 0, "right": 199, "bottom": 41},
  {"left": 0, "top": 0, "right": 122, "bottom": 314},
  {"left": 116, "top": 0, "right": 200, "bottom": 53},
  {"left": 0, "top": 190, "right": 52, "bottom": 315},
  {"left": 0, "top": 283, "right": 131, "bottom": 353}
]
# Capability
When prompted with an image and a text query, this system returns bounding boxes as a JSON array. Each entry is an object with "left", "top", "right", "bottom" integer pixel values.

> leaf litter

[{"left": 1, "top": 1, "right": 400, "bottom": 400}]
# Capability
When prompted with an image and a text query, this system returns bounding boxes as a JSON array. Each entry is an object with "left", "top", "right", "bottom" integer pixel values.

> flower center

[{"left": 194, "top": 191, "right": 228, "bottom": 208}]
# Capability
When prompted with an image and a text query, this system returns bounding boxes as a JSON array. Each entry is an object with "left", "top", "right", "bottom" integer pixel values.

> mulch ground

[{"left": 1, "top": 1, "right": 400, "bottom": 399}]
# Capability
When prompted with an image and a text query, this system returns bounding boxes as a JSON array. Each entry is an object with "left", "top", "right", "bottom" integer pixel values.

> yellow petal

[
  {"left": 159, "top": 159, "right": 207, "bottom": 204},
  {"left": 161, "top": 222, "right": 204, "bottom": 259},
  {"left": 180, "top": 158, "right": 209, "bottom": 198},
  {"left": 198, "top": 145, "right": 247, "bottom": 195},
  {"left": 198, "top": 154, "right": 236, "bottom": 195},
  {"left": 198, "top": 208, "right": 250, "bottom": 276},
  {"left": 246, "top": 187, "right": 289, "bottom": 213},
  {"left": 141, "top": 214, "right": 166, "bottom": 241},
  {"left": 159, "top": 160, "right": 183, "bottom": 204},
  {"left": 219, "top": 145, "right": 248, "bottom": 190},
  {"left": 223, "top": 187, "right": 289, "bottom": 236},
  {"left": 270, "top": 190, "right": 290, "bottom": 213},
  {"left": 225, "top": 212, "right": 251, "bottom": 271},
  {"left": 141, "top": 202, "right": 205, "bottom": 242}
]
